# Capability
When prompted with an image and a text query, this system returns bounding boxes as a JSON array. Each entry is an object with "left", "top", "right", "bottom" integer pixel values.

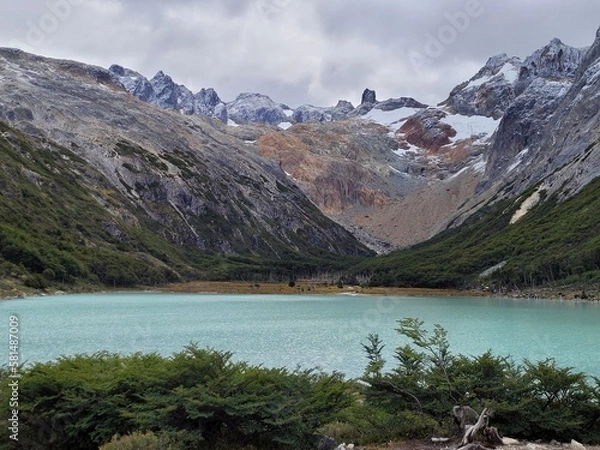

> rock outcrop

[
  {"left": 375, "top": 97, "right": 428, "bottom": 111},
  {"left": 361, "top": 88, "right": 377, "bottom": 105},
  {"left": 441, "top": 54, "right": 521, "bottom": 119}
]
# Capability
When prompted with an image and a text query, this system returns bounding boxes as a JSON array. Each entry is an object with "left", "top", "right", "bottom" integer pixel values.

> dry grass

[{"left": 156, "top": 281, "right": 483, "bottom": 297}]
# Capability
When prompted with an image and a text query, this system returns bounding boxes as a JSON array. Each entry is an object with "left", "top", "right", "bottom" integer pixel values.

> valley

[{"left": 1, "top": 27, "right": 600, "bottom": 296}]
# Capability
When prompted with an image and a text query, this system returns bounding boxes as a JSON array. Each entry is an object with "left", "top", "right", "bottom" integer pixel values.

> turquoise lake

[{"left": 1, "top": 293, "right": 599, "bottom": 378}]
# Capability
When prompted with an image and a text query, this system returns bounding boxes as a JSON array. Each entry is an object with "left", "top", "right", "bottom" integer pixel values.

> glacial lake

[{"left": 1, "top": 293, "right": 599, "bottom": 378}]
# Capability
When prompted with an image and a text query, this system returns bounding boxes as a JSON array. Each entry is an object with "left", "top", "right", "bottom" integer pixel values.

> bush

[
  {"left": 1, "top": 346, "right": 354, "bottom": 450},
  {"left": 361, "top": 318, "right": 600, "bottom": 443},
  {"left": 23, "top": 274, "right": 48, "bottom": 289}
]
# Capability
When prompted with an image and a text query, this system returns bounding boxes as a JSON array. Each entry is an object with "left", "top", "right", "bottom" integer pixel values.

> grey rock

[
  {"left": 226, "top": 92, "right": 289, "bottom": 125},
  {"left": 315, "top": 435, "right": 338, "bottom": 450},
  {"left": 109, "top": 65, "right": 156, "bottom": 103},
  {"left": 0, "top": 48, "right": 372, "bottom": 259},
  {"left": 6, "top": 107, "right": 34, "bottom": 121},
  {"left": 292, "top": 100, "right": 358, "bottom": 123},
  {"left": 195, "top": 87, "right": 222, "bottom": 110},
  {"left": 481, "top": 39, "right": 587, "bottom": 191},
  {"left": 149, "top": 71, "right": 178, "bottom": 109},
  {"left": 375, "top": 97, "right": 428, "bottom": 111},
  {"left": 109, "top": 65, "right": 228, "bottom": 122},
  {"left": 361, "top": 88, "right": 377, "bottom": 105},
  {"left": 347, "top": 102, "right": 376, "bottom": 117},
  {"left": 213, "top": 102, "right": 228, "bottom": 123},
  {"left": 517, "top": 38, "right": 585, "bottom": 89},
  {"left": 441, "top": 54, "right": 521, "bottom": 119},
  {"left": 331, "top": 100, "right": 355, "bottom": 119},
  {"left": 482, "top": 76, "right": 572, "bottom": 185},
  {"left": 293, "top": 105, "right": 330, "bottom": 123}
]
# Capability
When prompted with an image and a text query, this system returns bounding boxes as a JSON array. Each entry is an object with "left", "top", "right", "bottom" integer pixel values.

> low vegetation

[{"left": 3, "top": 321, "right": 600, "bottom": 450}]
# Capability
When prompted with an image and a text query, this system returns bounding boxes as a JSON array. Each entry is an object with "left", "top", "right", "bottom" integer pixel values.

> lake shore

[
  {"left": 1, "top": 279, "right": 598, "bottom": 301},
  {"left": 155, "top": 281, "right": 485, "bottom": 297}
]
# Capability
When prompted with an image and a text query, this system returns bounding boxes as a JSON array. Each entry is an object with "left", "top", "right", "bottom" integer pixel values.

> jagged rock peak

[
  {"left": 519, "top": 38, "right": 585, "bottom": 82},
  {"left": 150, "top": 71, "right": 178, "bottom": 109},
  {"left": 332, "top": 100, "right": 355, "bottom": 119},
  {"left": 361, "top": 88, "right": 377, "bottom": 104},
  {"left": 478, "top": 54, "right": 522, "bottom": 78},
  {"left": 109, "top": 64, "right": 156, "bottom": 103},
  {"left": 108, "top": 64, "right": 228, "bottom": 122}
]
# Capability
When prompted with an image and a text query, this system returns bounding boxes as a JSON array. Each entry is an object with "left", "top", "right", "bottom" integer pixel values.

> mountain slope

[
  {"left": 355, "top": 30, "right": 600, "bottom": 291},
  {"left": 354, "top": 177, "right": 600, "bottom": 291},
  {"left": 0, "top": 48, "right": 372, "bottom": 293}
]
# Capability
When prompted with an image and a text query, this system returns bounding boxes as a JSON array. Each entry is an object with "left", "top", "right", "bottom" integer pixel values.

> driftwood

[
  {"left": 453, "top": 406, "right": 503, "bottom": 449},
  {"left": 453, "top": 406, "right": 480, "bottom": 432}
]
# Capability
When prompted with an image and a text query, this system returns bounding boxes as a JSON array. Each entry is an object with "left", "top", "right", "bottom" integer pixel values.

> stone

[
  {"left": 570, "top": 440, "right": 586, "bottom": 450},
  {"left": 316, "top": 435, "right": 338, "bottom": 450},
  {"left": 361, "top": 88, "right": 377, "bottom": 105},
  {"left": 375, "top": 97, "right": 428, "bottom": 111}
]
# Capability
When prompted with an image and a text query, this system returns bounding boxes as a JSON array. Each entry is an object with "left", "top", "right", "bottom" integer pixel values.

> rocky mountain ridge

[{"left": 108, "top": 64, "right": 428, "bottom": 127}]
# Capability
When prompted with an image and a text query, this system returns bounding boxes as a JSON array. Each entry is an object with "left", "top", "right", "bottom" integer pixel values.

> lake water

[{"left": 1, "top": 293, "right": 599, "bottom": 378}]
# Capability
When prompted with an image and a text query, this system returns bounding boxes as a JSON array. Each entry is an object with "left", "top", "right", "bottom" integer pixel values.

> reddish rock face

[
  {"left": 257, "top": 122, "right": 395, "bottom": 216},
  {"left": 398, "top": 109, "right": 457, "bottom": 152}
]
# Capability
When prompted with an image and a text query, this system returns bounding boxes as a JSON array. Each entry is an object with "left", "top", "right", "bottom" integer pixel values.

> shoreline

[
  {"left": 155, "top": 281, "right": 486, "bottom": 297},
  {"left": 1, "top": 279, "right": 598, "bottom": 301}
]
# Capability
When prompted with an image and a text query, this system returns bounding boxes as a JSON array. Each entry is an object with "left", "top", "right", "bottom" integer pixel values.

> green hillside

[
  {"left": 0, "top": 122, "right": 363, "bottom": 295},
  {"left": 355, "top": 178, "right": 600, "bottom": 291}
]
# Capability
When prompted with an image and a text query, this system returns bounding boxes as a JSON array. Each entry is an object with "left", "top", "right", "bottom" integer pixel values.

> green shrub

[
  {"left": 361, "top": 318, "right": 600, "bottom": 443},
  {"left": 0, "top": 346, "right": 354, "bottom": 450},
  {"left": 99, "top": 431, "right": 162, "bottom": 450},
  {"left": 23, "top": 274, "right": 48, "bottom": 289}
]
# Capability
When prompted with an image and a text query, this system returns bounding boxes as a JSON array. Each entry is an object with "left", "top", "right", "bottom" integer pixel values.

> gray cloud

[{"left": 1, "top": 0, "right": 599, "bottom": 107}]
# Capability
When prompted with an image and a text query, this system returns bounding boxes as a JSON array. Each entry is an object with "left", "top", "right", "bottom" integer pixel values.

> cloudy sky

[{"left": 2, "top": 0, "right": 599, "bottom": 107}]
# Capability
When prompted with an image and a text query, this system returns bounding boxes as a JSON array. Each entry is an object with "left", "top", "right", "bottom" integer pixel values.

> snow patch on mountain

[
  {"left": 441, "top": 113, "right": 499, "bottom": 142},
  {"left": 363, "top": 107, "right": 421, "bottom": 129}
]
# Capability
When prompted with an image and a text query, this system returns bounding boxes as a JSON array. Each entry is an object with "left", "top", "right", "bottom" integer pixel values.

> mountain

[
  {"left": 354, "top": 29, "right": 600, "bottom": 291},
  {"left": 0, "top": 48, "right": 371, "bottom": 294}
]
